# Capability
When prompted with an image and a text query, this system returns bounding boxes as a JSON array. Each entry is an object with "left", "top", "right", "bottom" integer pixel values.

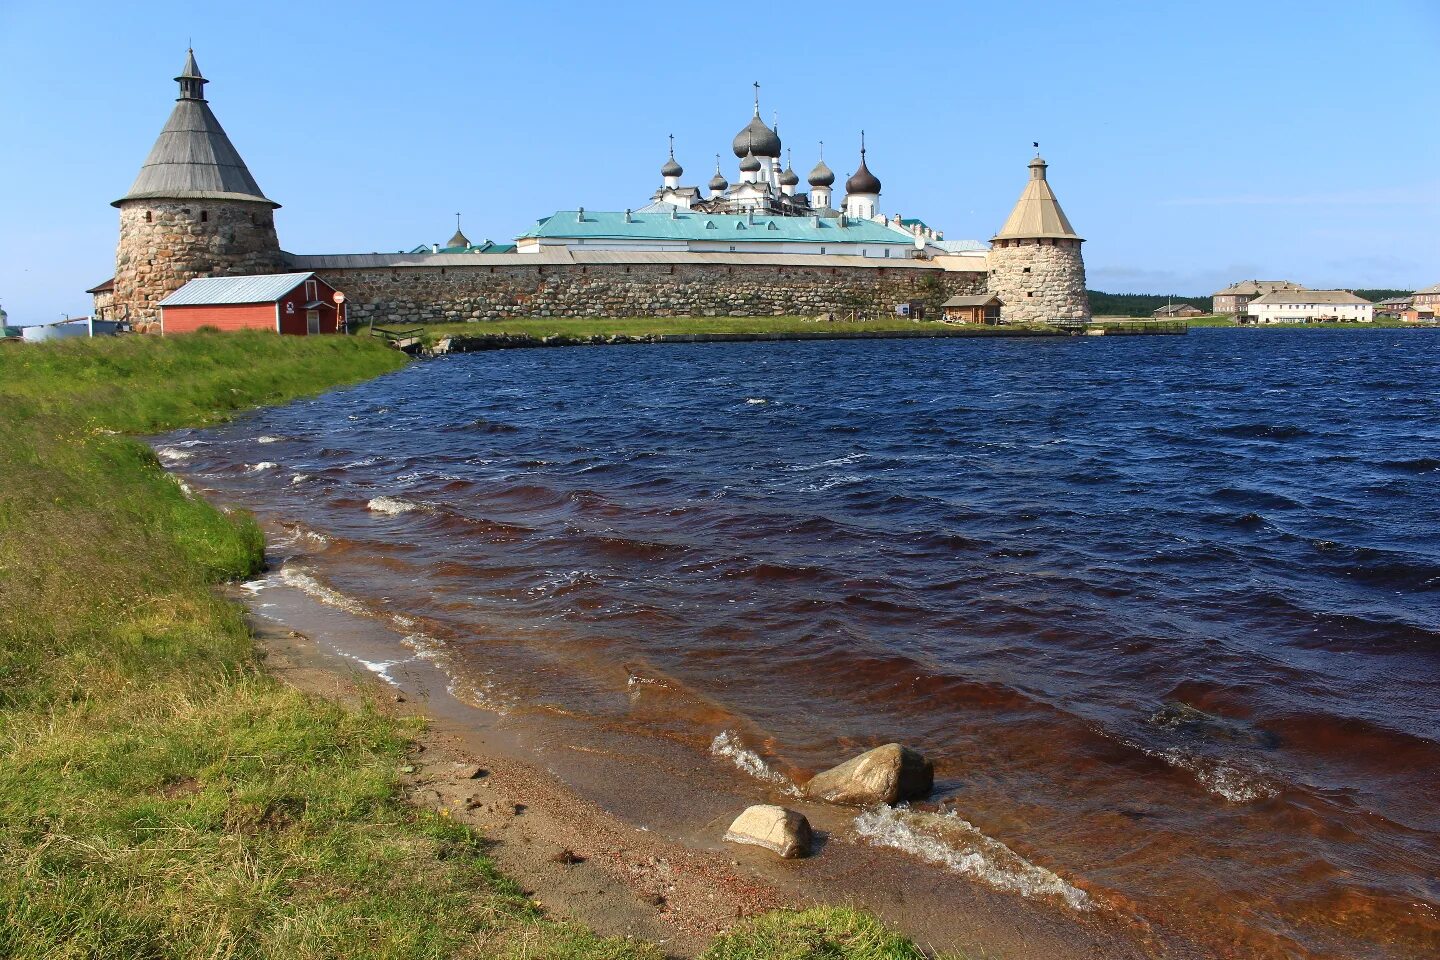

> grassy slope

[{"left": 0, "top": 332, "right": 933, "bottom": 960}]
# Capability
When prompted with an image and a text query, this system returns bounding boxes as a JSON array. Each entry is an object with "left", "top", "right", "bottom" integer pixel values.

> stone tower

[
  {"left": 987, "top": 154, "right": 1088, "bottom": 323},
  {"left": 112, "top": 50, "right": 283, "bottom": 325}
]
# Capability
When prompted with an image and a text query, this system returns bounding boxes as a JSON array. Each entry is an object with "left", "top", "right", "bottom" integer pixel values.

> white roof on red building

[{"left": 159, "top": 272, "right": 316, "bottom": 306}]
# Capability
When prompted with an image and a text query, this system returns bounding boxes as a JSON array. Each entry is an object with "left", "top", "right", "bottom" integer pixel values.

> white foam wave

[
  {"left": 366, "top": 495, "right": 423, "bottom": 515},
  {"left": 256, "top": 435, "right": 283, "bottom": 444},
  {"left": 348, "top": 656, "right": 401, "bottom": 686},
  {"left": 247, "top": 461, "right": 278, "bottom": 472},
  {"left": 278, "top": 567, "right": 367, "bottom": 615},
  {"left": 1152, "top": 747, "right": 1279, "bottom": 803},
  {"left": 170, "top": 475, "right": 195, "bottom": 497},
  {"left": 289, "top": 473, "right": 311, "bottom": 485},
  {"left": 853, "top": 805, "right": 1091, "bottom": 911},
  {"left": 745, "top": 398, "right": 768, "bottom": 405},
  {"left": 709, "top": 731, "right": 798, "bottom": 795},
  {"left": 155, "top": 446, "right": 191, "bottom": 462}
]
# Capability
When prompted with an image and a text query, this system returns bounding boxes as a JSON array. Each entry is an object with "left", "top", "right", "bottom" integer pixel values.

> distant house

[
  {"left": 1403, "top": 283, "right": 1440, "bottom": 322},
  {"left": 1153, "top": 303, "right": 1204, "bottom": 318},
  {"left": 158, "top": 272, "right": 343, "bottom": 336},
  {"left": 1247, "top": 290, "right": 1374, "bottom": 324},
  {"left": 1212, "top": 280, "right": 1304, "bottom": 316},
  {"left": 1375, "top": 296, "right": 1413, "bottom": 317},
  {"left": 86, "top": 278, "right": 116, "bottom": 320},
  {"left": 941, "top": 294, "right": 1002, "bottom": 324}
]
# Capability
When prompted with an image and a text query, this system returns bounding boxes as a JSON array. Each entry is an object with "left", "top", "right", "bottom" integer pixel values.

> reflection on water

[{"left": 168, "top": 329, "right": 1440, "bottom": 959}]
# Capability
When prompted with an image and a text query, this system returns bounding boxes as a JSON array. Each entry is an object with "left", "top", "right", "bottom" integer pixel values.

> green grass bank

[
  {"left": 402, "top": 315, "right": 1193, "bottom": 349},
  {"left": 0, "top": 331, "right": 936, "bottom": 959}
]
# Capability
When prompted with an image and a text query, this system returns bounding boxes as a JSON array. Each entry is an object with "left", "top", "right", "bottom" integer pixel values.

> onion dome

[
  {"left": 661, "top": 135, "right": 683, "bottom": 178},
  {"left": 845, "top": 131, "right": 881, "bottom": 195},
  {"left": 779, "top": 150, "right": 800, "bottom": 187},
  {"left": 808, "top": 158, "right": 834, "bottom": 187},
  {"left": 447, "top": 214, "right": 469, "bottom": 249},
  {"left": 709, "top": 154, "right": 728, "bottom": 192},
  {"left": 739, "top": 144, "right": 762, "bottom": 173},
  {"left": 731, "top": 84, "right": 781, "bottom": 158}
]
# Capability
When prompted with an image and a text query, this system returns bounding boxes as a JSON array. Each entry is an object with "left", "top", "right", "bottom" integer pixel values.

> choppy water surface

[{"left": 169, "top": 329, "right": 1440, "bottom": 958}]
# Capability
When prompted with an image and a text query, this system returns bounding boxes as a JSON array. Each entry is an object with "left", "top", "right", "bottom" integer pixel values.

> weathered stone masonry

[
  {"left": 986, "top": 238, "right": 1088, "bottom": 324},
  {"left": 309, "top": 261, "right": 986, "bottom": 325},
  {"left": 114, "top": 198, "right": 284, "bottom": 324}
]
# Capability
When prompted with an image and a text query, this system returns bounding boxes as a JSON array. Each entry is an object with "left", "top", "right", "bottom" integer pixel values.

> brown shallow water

[{"left": 164, "top": 331, "right": 1440, "bottom": 958}]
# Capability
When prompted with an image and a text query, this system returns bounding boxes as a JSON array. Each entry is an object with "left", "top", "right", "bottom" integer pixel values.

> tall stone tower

[
  {"left": 112, "top": 50, "right": 283, "bottom": 325},
  {"left": 987, "top": 154, "right": 1088, "bottom": 323}
]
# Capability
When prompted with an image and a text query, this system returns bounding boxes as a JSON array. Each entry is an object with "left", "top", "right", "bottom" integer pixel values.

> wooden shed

[
  {"left": 942, "top": 294, "right": 1002, "bottom": 325},
  {"left": 1153, "top": 303, "right": 1204, "bottom": 318},
  {"left": 158, "top": 272, "right": 343, "bottom": 335}
]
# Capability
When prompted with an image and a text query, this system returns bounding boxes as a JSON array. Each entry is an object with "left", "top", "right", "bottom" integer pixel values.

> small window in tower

[
  {"left": 1027, "top": 292, "right": 1034, "bottom": 298},
  {"left": 145, "top": 211, "right": 152, "bottom": 223},
  {"left": 201, "top": 211, "right": 208, "bottom": 222},
  {"left": 1023, "top": 267, "right": 1031, "bottom": 274}
]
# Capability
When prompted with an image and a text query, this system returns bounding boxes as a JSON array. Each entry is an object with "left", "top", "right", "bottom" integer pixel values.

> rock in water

[
  {"left": 723, "top": 805, "right": 812, "bottom": 859},
  {"left": 804, "top": 743, "right": 934, "bottom": 805}
]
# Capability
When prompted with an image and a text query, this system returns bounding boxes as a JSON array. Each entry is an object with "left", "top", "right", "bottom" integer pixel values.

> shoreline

[{"left": 233, "top": 537, "right": 1174, "bottom": 960}]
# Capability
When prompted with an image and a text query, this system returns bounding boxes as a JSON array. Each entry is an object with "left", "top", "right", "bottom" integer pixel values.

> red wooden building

[{"left": 158, "top": 272, "right": 344, "bottom": 335}]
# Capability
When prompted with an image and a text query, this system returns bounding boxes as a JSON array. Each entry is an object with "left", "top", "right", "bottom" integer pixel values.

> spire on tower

[
  {"left": 118, "top": 49, "right": 276, "bottom": 207},
  {"left": 993, "top": 152, "right": 1080, "bottom": 241},
  {"left": 176, "top": 48, "right": 207, "bottom": 101}
]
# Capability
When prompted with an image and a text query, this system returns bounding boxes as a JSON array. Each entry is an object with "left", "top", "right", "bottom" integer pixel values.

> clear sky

[{"left": 2, "top": 0, "right": 1437, "bottom": 322}]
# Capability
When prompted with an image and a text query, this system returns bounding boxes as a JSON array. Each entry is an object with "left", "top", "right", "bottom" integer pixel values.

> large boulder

[
  {"left": 803, "top": 743, "right": 934, "bottom": 806},
  {"left": 723, "top": 804, "right": 812, "bottom": 859}
]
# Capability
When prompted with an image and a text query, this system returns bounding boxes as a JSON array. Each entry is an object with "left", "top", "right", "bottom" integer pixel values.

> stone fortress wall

[
  {"left": 985, "top": 239, "right": 1089, "bottom": 324},
  {"left": 304, "top": 260, "right": 987, "bottom": 326}
]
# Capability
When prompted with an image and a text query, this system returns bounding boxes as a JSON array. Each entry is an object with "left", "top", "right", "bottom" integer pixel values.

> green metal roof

[
  {"left": 408, "top": 240, "right": 520, "bottom": 255},
  {"left": 520, "top": 210, "right": 915, "bottom": 245}
]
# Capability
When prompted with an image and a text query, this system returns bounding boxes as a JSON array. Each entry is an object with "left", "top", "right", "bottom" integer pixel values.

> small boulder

[
  {"left": 723, "top": 804, "right": 812, "bottom": 859},
  {"left": 804, "top": 743, "right": 933, "bottom": 806}
]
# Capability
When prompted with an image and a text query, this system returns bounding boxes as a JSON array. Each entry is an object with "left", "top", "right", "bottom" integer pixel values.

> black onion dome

[
  {"left": 709, "top": 171, "right": 728, "bottom": 191},
  {"left": 846, "top": 154, "right": 881, "bottom": 194},
  {"left": 780, "top": 165, "right": 799, "bottom": 187},
  {"left": 739, "top": 149, "right": 762, "bottom": 173},
  {"left": 807, "top": 159, "right": 835, "bottom": 187},
  {"left": 661, "top": 156, "right": 683, "bottom": 178},
  {"left": 732, "top": 114, "right": 781, "bottom": 158}
]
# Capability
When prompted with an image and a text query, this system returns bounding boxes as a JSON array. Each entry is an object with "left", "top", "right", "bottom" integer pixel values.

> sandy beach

[{"left": 238, "top": 572, "right": 1182, "bottom": 959}]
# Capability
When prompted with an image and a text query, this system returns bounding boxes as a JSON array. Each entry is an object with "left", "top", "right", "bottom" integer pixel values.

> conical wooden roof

[
  {"left": 993, "top": 156, "right": 1078, "bottom": 241},
  {"left": 114, "top": 52, "right": 277, "bottom": 208}
]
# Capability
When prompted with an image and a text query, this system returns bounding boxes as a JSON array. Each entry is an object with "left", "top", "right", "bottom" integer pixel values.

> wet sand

[{"left": 238, "top": 573, "right": 1183, "bottom": 959}]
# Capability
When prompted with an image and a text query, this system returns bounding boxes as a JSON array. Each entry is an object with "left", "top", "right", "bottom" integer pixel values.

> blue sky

[{"left": 2, "top": 0, "right": 1437, "bottom": 321}]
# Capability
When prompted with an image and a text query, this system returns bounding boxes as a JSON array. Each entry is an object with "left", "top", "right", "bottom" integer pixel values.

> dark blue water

[{"left": 169, "top": 328, "right": 1440, "bottom": 958}]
